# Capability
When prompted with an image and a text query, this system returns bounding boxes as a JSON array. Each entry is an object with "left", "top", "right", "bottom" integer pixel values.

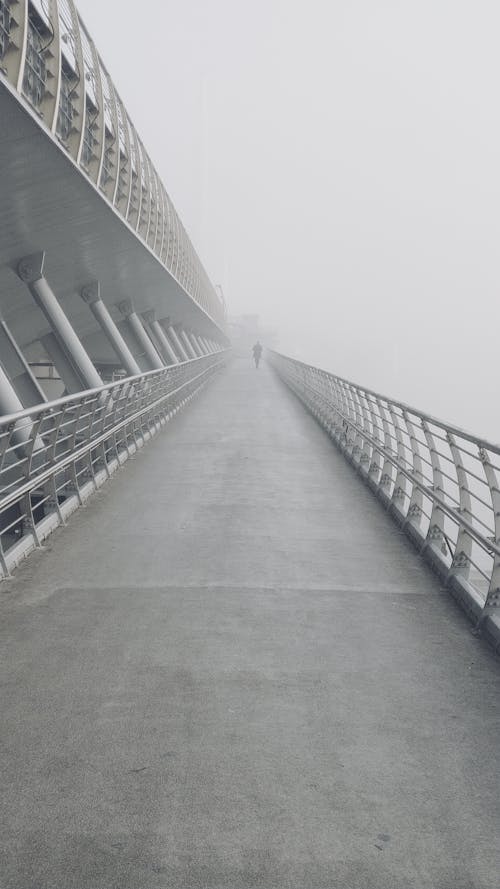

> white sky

[{"left": 77, "top": 0, "right": 500, "bottom": 438}]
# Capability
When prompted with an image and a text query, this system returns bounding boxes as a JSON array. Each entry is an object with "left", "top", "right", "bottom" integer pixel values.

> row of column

[{"left": 0, "top": 251, "right": 224, "bottom": 417}]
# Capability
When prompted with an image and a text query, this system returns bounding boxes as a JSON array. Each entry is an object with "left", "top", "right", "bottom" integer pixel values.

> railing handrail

[
  {"left": 0, "top": 360, "right": 222, "bottom": 515},
  {"left": 269, "top": 350, "right": 500, "bottom": 626},
  {"left": 0, "top": 351, "right": 227, "bottom": 578},
  {"left": 0, "top": 351, "right": 229, "bottom": 429},
  {"left": 269, "top": 350, "right": 500, "bottom": 455}
]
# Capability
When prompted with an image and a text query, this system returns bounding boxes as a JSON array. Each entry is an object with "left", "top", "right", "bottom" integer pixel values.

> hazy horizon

[{"left": 78, "top": 0, "right": 500, "bottom": 439}]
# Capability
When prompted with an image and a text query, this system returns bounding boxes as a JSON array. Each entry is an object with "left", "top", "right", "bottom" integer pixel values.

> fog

[{"left": 78, "top": 0, "right": 500, "bottom": 439}]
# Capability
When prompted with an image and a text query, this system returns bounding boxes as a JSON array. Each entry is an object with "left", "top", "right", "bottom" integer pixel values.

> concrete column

[
  {"left": 81, "top": 282, "right": 141, "bottom": 377},
  {"left": 167, "top": 325, "right": 190, "bottom": 362},
  {"left": 196, "top": 337, "right": 209, "bottom": 356},
  {"left": 187, "top": 332, "right": 204, "bottom": 358},
  {"left": 41, "top": 333, "right": 82, "bottom": 394},
  {"left": 143, "top": 312, "right": 178, "bottom": 365},
  {"left": 158, "top": 321, "right": 183, "bottom": 364},
  {"left": 17, "top": 253, "right": 102, "bottom": 391},
  {"left": 0, "top": 363, "right": 26, "bottom": 418},
  {"left": 118, "top": 301, "right": 164, "bottom": 371},
  {"left": 0, "top": 320, "right": 47, "bottom": 407},
  {"left": 179, "top": 328, "right": 198, "bottom": 360},
  {"left": 0, "top": 364, "right": 44, "bottom": 454}
]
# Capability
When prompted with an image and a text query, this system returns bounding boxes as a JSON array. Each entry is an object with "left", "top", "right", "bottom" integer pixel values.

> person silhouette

[{"left": 252, "top": 341, "right": 263, "bottom": 368}]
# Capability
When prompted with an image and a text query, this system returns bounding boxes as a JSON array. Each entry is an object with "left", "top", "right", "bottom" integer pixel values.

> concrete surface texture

[{"left": 0, "top": 358, "right": 499, "bottom": 889}]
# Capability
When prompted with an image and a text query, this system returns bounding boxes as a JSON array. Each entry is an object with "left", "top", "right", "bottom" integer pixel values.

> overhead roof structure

[{"left": 0, "top": 0, "right": 226, "bottom": 374}]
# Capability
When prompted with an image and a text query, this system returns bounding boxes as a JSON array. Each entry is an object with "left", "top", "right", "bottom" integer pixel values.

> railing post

[
  {"left": 446, "top": 432, "right": 472, "bottom": 584},
  {"left": 356, "top": 390, "right": 375, "bottom": 477},
  {"left": 421, "top": 420, "right": 447, "bottom": 554},
  {"left": 478, "top": 448, "right": 500, "bottom": 625},
  {"left": 401, "top": 411, "right": 424, "bottom": 534},
  {"left": 387, "top": 404, "right": 408, "bottom": 518},
  {"left": 375, "top": 397, "right": 395, "bottom": 502}
]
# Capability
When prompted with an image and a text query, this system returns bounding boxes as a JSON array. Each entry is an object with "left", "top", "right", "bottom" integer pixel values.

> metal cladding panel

[
  {"left": 0, "top": 0, "right": 226, "bottom": 337},
  {"left": 0, "top": 83, "right": 226, "bottom": 359}
]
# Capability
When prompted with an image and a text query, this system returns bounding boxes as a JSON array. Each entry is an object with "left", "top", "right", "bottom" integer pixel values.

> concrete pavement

[{"left": 0, "top": 358, "right": 499, "bottom": 889}]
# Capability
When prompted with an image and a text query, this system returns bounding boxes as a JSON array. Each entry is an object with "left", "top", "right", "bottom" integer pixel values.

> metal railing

[
  {"left": 269, "top": 351, "right": 500, "bottom": 630},
  {"left": 0, "top": 352, "right": 226, "bottom": 578}
]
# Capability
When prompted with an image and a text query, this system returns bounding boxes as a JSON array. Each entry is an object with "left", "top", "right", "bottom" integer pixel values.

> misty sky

[{"left": 78, "top": 0, "right": 500, "bottom": 438}]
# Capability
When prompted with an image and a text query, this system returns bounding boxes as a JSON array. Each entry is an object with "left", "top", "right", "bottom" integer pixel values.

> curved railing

[
  {"left": 0, "top": 0, "right": 225, "bottom": 329},
  {"left": 0, "top": 350, "right": 227, "bottom": 577},
  {"left": 269, "top": 351, "right": 500, "bottom": 631}
]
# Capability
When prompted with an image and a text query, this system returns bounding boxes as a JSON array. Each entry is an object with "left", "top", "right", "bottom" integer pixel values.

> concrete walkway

[{"left": 0, "top": 359, "right": 498, "bottom": 889}]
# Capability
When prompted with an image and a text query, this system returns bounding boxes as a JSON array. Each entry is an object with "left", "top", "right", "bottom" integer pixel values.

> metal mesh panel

[
  {"left": 79, "top": 19, "right": 98, "bottom": 108},
  {"left": 22, "top": 17, "right": 47, "bottom": 109},
  {"left": 0, "top": 0, "right": 11, "bottom": 60},
  {"left": 81, "top": 96, "right": 97, "bottom": 168}
]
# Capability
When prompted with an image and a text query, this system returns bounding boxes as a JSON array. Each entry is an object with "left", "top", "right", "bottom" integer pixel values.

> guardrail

[
  {"left": 0, "top": 351, "right": 226, "bottom": 577},
  {"left": 269, "top": 351, "right": 500, "bottom": 637}
]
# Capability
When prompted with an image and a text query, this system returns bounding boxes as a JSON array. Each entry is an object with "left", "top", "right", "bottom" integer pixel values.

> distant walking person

[{"left": 252, "top": 341, "right": 263, "bottom": 368}]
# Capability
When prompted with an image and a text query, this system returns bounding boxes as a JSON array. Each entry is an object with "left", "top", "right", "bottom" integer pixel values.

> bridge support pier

[
  {"left": 17, "top": 253, "right": 103, "bottom": 392},
  {"left": 0, "top": 320, "right": 47, "bottom": 407},
  {"left": 118, "top": 301, "right": 164, "bottom": 371},
  {"left": 187, "top": 332, "right": 204, "bottom": 358},
  {"left": 195, "top": 336, "right": 209, "bottom": 356},
  {"left": 0, "top": 364, "right": 46, "bottom": 456},
  {"left": 167, "top": 325, "right": 190, "bottom": 362},
  {"left": 81, "top": 282, "right": 141, "bottom": 377},
  {"left": 143, "top": 313, "right": 179, "bottom": 365},
  {"left": 179, "top": 328, "right": 198, "bottom": 360},
  {"left": 0, "top": 364, "right": 27, "bottom": 420}
]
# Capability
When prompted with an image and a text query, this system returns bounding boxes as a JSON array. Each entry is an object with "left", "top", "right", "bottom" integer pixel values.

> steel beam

[
  {"left": 81, "top": 282, "right": 141, "bottom": 377},
  {"left": 17, "top": 253, "right": 103, "bottom": 392}
]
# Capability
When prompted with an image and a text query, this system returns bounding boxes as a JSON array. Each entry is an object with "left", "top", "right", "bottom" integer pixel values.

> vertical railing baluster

[
  {"left": 387, "top": 404, "right": 408, "bottom": 517},
  {"left": 375, "top": 397, "right": 394, "bottom": 501},
  {"left": 268, "top": 351, "right": 500, "bottom": 628},
  {"left": 401, "top": 411, "right": 424, "bottom": 534},
  {"left": 21, "top": 412, "right": 45, "bottom": 548},
  {"left": 422, "top": 420, "right": 447, "bottom": 554},
  {"left": 366, "top": 394, "right": 384, "bottom": 485},
  {"left": 478, "top": 447, "right": 500, "bottom": 624},
  {"left": 446, "top": 432, "right": 472, "bottom": 584}
]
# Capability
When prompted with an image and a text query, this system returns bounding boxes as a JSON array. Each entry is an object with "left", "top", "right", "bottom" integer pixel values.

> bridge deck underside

[
  {"left": 0, "top": 360, "right": 498, "bottom": 889},
  {"left": 0, "top": 85, "right": 224, "bottom": 358}
]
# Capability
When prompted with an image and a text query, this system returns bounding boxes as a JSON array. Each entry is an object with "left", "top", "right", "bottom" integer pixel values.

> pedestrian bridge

[
  {"left": 0, "top": 357, "right": 499, "bottom": 889},
  {"left": 0, "top": 3, "right": 499, "bottom": 887}
]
